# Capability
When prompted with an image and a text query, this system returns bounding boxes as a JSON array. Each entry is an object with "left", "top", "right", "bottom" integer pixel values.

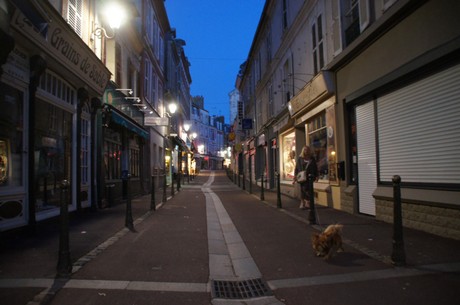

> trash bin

[{"left": 105, "top": 184, "right": 115, "bottom": 207}]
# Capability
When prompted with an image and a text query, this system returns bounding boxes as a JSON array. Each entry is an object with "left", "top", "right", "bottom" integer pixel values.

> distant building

[{"left": 228, "top": 88, "right": 240, "bottom": 125}]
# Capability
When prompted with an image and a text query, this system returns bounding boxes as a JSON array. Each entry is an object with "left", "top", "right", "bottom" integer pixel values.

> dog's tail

[{"left": 323, "top": 223, "right": 343, "bottom": 234}]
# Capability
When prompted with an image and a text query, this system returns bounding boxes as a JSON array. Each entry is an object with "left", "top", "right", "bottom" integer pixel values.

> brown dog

[{"left": 311, "top": 224, "right": 344, "bottom": 259}]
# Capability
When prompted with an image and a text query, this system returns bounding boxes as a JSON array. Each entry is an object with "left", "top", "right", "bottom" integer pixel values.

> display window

[
  {"left": 34, "top": 99, "right": 73, "bottom": 211},
  {"left": 104, "top": 129, "right": 122, "bottom": 180},
  {"left": 308, "top": 112, "right": 328, "bottom": 180},
  {"left": 280, "top": 130, "right": 296, "bottom": 182},
  {"left": 307, "top": 106, "right": 337, "bottom": 183},
  {"left": 0, "top": 83, "right": 24, "bottom": 188}
]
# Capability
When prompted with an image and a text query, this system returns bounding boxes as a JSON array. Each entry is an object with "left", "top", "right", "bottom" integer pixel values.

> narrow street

[{"left": 1, "top": 170, "right": 459, "bottom": 305}]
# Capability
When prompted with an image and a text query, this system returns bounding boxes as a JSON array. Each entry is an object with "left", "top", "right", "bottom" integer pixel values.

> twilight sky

[{"left": 164, "top": 0, "right": 265, "bottom": 123}]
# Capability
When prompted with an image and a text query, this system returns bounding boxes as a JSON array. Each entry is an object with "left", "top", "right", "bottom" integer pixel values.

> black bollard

[
  {"left": 57, "top": 180, "right": 71, "bottom": 277},
  {"left": 276, "top": 171, "right": 282, "bottom": 209},
  {"left": 249, "top": 170, "right": 252, "bottom": 194},
  {"left": 171, "top": 174, "right": 175, "bottom": 197},
  {"left": 391, "top": 175, "right": 406, "bottom": 266},
  {"left": 177, "top": 171, "right": 181, "bottom": 191},
  {"left": 308, "top": 174, "right": 316, "bottom": 224},
  {"left": 124, "top": 173, "right": 134, "bottom": 232},
  {"left": 260, "top": 173, "right": 265, "bottom": 201},
  {"left": 242, "top": 171, "right": 246, "bottom": 190},
  {"left": 150, "top": 175, "right": 156, "bottom": 211},
  {"left": 162, "top": 174, "right": 167, "bottom": 202}
]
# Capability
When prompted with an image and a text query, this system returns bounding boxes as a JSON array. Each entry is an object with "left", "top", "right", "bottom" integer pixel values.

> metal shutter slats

[{"left": 378, "top": 64, "right": 460, "bottom": 185}]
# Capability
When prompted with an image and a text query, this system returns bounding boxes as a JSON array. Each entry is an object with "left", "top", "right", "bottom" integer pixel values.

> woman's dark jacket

[{"left": 294, "top": 156, "right": 318, "bottom": 184}]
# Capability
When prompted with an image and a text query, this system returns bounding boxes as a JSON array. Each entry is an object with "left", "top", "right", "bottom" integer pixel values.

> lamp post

[
  {"left": 164, "top": 101, "right": 177, "bottom": 198},
  {"left": 183, "top": 123, "right": 191, "bottom": 184}
]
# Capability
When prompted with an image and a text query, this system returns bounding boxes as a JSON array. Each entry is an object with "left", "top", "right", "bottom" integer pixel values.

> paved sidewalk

[{"left": 0, "top": 170, "right": 459, "bottom": 305}]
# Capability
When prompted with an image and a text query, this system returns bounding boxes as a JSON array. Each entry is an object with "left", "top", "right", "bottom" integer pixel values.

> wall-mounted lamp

[
  {"left": 116, "top": 88, "right": 133, "bottom": 95},
  {"left": 183, "top": 123, "right": 191, "bottom": 132},
  {"left": 168, "top": 102, "right": 177, "bottom": 115},
  {"left": 92, "top": 1, "right": 126, "bottom": 39},
  {"left": 125, "top": 97, "right": 141, "bottom": 103}
]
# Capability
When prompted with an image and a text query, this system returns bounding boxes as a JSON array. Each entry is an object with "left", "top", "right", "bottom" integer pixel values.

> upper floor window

[
  {"left": 68, "top": 0, "right": 83, "bottom": 37},
  {"left": 268, "top": 82, "right": 274, "bottom": 117},
  {"left": 144, "top": 57, "right": 152, "bottom": 103},
  {"left": 115, "top": 43, "right": 122, "bottom": 85},
  {"left": 341, "top": 0, "right": 370, "bottom": 47},
  {"left": 266, "top": 28, "right": 272, "bottom": 64},
  {"left": 312, "top": 14, "right": 325, "bottom": 75},
  {"left": 282, "top": 0, "right": 288, "bottom": 30}
]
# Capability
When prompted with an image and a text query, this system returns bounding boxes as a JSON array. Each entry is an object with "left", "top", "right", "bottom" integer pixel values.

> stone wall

[{"left": 376, "top": 199, "right": 460, "bottom": 240}]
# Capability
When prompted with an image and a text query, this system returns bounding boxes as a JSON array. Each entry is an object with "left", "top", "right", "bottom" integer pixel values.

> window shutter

[
  {"left": 332, "top": 0, "right": 342, "bottom": 56},
  {"left": 68, "top": 0, "right": 82, "bottom": 36},
  {"left": 377, "top": 64, "right": 460, "bottom": 185},
  {"left": 358, "top": 0, "right": 370, "bottom": 32},
  {"left": 356, "top": 101, "right": 377, "bottom": 216}
]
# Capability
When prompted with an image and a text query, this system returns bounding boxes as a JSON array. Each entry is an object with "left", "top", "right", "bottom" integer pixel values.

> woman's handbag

[
  {"left": 296, "top": 170, "right": 307, "bottom": 183},
  {"left": 296, "top": 160, "right": 310, "bottom": 183}
]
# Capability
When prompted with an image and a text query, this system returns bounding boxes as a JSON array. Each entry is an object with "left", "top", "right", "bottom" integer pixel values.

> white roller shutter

[
  {"left": 356, "top": 102, "right": 377, "bottom": 216},
  {"left": 378, "top": 64, "right": 460, "bottom": 185}
]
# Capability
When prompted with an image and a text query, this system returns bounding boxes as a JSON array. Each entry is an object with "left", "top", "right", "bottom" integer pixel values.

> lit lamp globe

[
  {"left": 168, "top": 102, "right": 177, "bottom": 114},
  {"left": 104, "top": 2, "right": 126, "bottom": 30}
]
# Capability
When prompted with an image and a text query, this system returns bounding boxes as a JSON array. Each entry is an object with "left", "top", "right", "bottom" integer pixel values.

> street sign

[
  {"left": 242, "top": 118, "right": 253, "bottom": 130},
  {"left": 144, "top": 117, "right": 169, "bottom": 126}
]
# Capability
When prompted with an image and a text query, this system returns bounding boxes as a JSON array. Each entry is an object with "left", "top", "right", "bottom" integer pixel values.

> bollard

[
  {"left": 308, "top": 174, "right": 316, "bottom": 224},
  {"left": 57, "top": 180, "right": 71, "bottom": 277},
  {"left": 162, "top": 174, "right": 167, "bottom": 202},
  {"left": 260, "top": 173, "right": 265, "bottom": 201},
  {"left": 391, "top": 175, "right": 406, "bottom": 266},
  {"left": 123, "top": 172, "right": 134, "bottom": 232},
  {"left": 249, "top": 170, "right": 252, "bottom": 194},
  {"left": 150, "top": 175, "right": 156, "bottom": 211},
  {"left": 276, "top": 171, "right": 282, "bottom": 209},
  {"left": 177, "top": 171, "right": 181, "bottom": 191},
  {"left": 242, "top": 171, "right": 246, "bottom": 190},
  {"left": 171, "top": 174, "right": 175, "bottom": 197},
  {"left": 238, "top": 173, "right": 241, "bottom": 187}
]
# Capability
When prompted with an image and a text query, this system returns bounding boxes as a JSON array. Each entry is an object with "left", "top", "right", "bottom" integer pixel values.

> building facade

[
  {"left": 0, "top": 0, "right": 195, "bottom": 232},
  {"left": 235, "top": 0, "right": 460, "bottom": 239},
  {"left": 0, "top": 0, "right": 111, "bottom": 230}
]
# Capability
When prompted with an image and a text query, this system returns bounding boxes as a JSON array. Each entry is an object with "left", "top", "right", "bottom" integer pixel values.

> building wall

[{"left": 334, "top": 0, "right": 460, "bottom": 239}]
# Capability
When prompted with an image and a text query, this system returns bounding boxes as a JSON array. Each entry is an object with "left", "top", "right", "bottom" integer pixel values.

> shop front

[
  {"left": 333, "top": 0, "right": 460, "bottom": 238},
  {"left": 0, "top": 1, "right": 111, "bottom": 231},
  {"left": 286, "top": 71, "right": 337, "bottom": 207}
]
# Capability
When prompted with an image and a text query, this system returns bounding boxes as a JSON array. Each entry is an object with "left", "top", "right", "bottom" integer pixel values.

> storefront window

[
  {"left": 81, "top": 117, "right": 89, "bottom": 185},
  {"left": 35, "top": 99, "right": 73, "bottom": 211},
  {"left": 104, "top": 130, "right": 122, "bottom": 180},
  {"left": 0, "top": 83, "right": 23, "bottom": 188},
  {"left": 130, "top": 148, "right": 139, "bottom": 177},
  {"left": 281, "top": 131, "right": 296, "bottom": 181},
  {"left": 308, "top": 112, "right": 328, "bottom": 180}
]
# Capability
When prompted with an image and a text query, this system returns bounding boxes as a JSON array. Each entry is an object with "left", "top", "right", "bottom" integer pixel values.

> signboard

[
  {"left": 242, "top": 118, "right": 253, "bottom": 130},
  {"left": 144, "top": 117, "right": 169, "bottom": 126},
  {"left": 11, "top": 5, "right": 111, "bottom": 95}
]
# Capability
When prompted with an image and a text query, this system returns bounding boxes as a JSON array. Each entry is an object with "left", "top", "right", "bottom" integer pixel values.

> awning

[
  {"left": 107, "top": 106, "right": 149, "bottom": 139},
  {"left": 169, "top": 136, "right": 190, "bottom": 152}
]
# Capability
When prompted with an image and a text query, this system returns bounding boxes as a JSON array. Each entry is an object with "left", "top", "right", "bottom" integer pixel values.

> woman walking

[{"left": 293, "top": 145, "right": 318, "bottom": 209}]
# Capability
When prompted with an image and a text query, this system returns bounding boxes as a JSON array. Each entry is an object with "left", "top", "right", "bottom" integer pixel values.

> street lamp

[
  {"left": 168, "top": 102, "right": 177, "bottom": 115},
  {"left": 92, "top": 1, "right": 126, "bottom": 39},
  {"left": 163, "top": 101, "right": 177, "bottom": 199}
]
